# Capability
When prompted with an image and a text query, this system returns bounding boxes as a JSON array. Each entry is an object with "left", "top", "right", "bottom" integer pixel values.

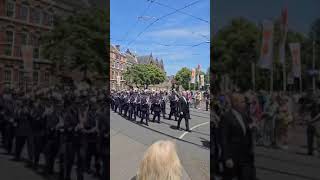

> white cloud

[{"left": 144, "top": 25, "right": 209, "bottom": 41}]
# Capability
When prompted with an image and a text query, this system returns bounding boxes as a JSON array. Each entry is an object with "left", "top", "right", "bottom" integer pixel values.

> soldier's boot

[
  {"left": 133, "top": 111, "right": 137, "bottom": 120},
  {"left": 140, "top": 114, "right": 144, "bottom": 124}
]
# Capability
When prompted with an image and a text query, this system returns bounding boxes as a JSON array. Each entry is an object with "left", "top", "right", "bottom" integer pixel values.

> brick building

[
  {"left": 0, "top": 0, "right": 90, "bottom": 93},
  {"left": 110, "top": 44, "right": 139, "bottom": 90}
]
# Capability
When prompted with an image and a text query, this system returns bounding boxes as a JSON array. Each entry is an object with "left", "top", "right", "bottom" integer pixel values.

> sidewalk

[{"left": 110, "top": 128, "right": 192, "bottom": 180}]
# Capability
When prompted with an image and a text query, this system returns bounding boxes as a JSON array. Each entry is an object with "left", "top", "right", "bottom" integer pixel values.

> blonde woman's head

[{"left": 137, "top": 140, "right": 182, "bottom": 180}]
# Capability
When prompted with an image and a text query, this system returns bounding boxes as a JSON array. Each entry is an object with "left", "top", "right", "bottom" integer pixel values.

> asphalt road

[
  {"left": 110, "top": 106, "right": 210, "bottom": 180},
  {"left": 214, "top": 125, "right": 320, "bottom": 180}
]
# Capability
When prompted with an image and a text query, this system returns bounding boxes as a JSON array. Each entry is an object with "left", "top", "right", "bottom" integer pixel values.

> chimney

[{"left": 115, "top": 45, "right": 120, "bottom": 51}]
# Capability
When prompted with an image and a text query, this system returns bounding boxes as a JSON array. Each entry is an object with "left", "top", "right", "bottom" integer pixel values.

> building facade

[
  {"left": 0, "top": 0, "right": 89, "bottom": 93},
  {"left": 137, "top": 53, "right": 164, "bottom": 71},
  {"left": 110, "top": 45, "right": 138, "bottom": 90},
  {"left": 110, "top": 44, "right": 169, "bottom": 90}
]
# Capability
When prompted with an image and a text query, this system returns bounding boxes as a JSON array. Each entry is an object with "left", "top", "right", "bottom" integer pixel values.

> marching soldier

[
  {"left": 43, "top": 97, "right": 60, "bottom": 175},
  {"left": 31, "top": 97, "right": 46, "bottom": 169},
  {"left": 140, "top": 91, "right": 150, "bottom": 126},
  {"left": 83, "top": 98, "right": 101, "bottom": 177},
  {"left": 168, "top": 91, "right": 179, "bottom": 121},
  {"left": 119, "top": 91, "right": 126, "bottom": 116},
  {"left": 129, "top": 91, "right": 136, "bottom": 121},
  {"left": 2, "top": 93, "right": 15, "bottom": 155},
  {"left": 152, "top": 92, "right": 162, "bottom": 123},
  {"left": 14, "top": 96, "right": 34, "bottom": 165},
  {"left": 160, "top": 91, "right": 167, "bottom": 119},
  {"left": 114, "top": 92, "right": 120, "bottom": 113},
  {"left": 123, "top": 92, "right": 130, "bottom": 118}
]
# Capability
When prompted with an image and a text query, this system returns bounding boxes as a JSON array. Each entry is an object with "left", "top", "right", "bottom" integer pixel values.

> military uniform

[
  {"left": 140, "top": 93, "right": 150, "bottom": 126},
  {"left": 161, "top": 93, "right": 167, "bottom": 119},
  {"left": 128, "top": 93, "right": 136, "bottom": 120},
  {"left": 14, "top": 101, "right": 33, "bottom": 163},
  {"left": 168, "top": 93, "right": 179, "bottom": 121},
  {"left": 43, "top": 103, "right": 60, "bottom": 175},
  {"left": 83, "top": 102, "right": 100, "bottom": 176},
  {"left": 31, "top": 100, "right": 46, "bottom": 169},
  {"left": 152, "top": 94, "right": 161, "bottom": 123}
]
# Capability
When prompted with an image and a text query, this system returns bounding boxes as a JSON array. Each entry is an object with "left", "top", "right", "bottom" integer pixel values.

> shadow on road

[
  {"left": 112, "top": 112, "right": 209, "bottom": 150},
  {"left": 199, "top": 137, "right": 210, "bottom": 148}
]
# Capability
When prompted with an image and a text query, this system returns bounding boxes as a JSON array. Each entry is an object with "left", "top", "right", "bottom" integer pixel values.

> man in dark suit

[
  {"left": 177, "top": 91, "right": 190, "bottom": 132},
  {"left": 220, "top": 93, "right": 256, "bottom": 180}
]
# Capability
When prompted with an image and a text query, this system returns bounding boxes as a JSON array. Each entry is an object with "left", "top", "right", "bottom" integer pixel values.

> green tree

[
  {"left": 123, "top": 64, "right": 166, "bottom": 89},
  {"left": 41, "top": 8, "right": 108, "bottom": 81},
  {"left": 175, "top": 67, "right": 191, "bottom": 90},
  {"left": 213, "top": 17, "right": 315, "bottom": 91},
  {"left": 213, "top": 18, "right": 260, "bottom": 90}
]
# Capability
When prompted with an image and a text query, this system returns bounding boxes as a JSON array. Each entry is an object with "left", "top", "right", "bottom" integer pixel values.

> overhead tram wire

[
  {"left": 150, "top": 0, "right": 209, "bottom": 24},
  {"left": 126, "top": 0, "right": 206, "bottom": 47},
  {"left": 120, "top": 1, "right": 153, "bottom": 43}
]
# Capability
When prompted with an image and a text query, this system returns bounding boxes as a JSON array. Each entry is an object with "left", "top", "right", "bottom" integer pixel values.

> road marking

[{"left": 178, "top": 121, "right": 210, "bottom": 139}]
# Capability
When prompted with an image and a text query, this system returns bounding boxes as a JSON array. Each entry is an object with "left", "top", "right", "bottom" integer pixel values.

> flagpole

[
  {"left": 312, "top": 31, "right": 316, "bottom": 93},
  {"left": 270, "top": 63, "right": 273, "bottom": 93},
  {"left": 251, "top": 61, "right": 255, "bottom": 91}
]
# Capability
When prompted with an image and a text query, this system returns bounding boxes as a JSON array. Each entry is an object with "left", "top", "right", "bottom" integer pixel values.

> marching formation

[
  {"left": 0, "top": 87, "right": 109, "bottom": 180},
  {"left": 110, "top": 89, "right": 202, "bottom": 132}
]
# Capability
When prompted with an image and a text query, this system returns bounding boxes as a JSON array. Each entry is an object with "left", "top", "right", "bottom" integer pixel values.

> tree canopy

[
  {"left": 213, "top": 17, "right": 320, "bottom": 91},
  {"left": 41, "top": 8, "right": 108, "bottom": 80},
  {"left": 123, "top": 64, "right": 166, "bottom": 89},
  {"left": 175, "top": 67, "right": 191, "bottom": 90}
]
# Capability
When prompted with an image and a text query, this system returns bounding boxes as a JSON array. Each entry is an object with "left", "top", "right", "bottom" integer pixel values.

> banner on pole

[
  {"left": 191, "top": 68, "right": 196, "bottom": 83},
  {"left": 290, "top": 43, "right": 301, "bottom": 78},
  {"left": 279, "top": 7, "right": 288, "bottom": 64},
  {"left": 258, "top": 20, "right": 274, "bottom": 69},
  {"left": 196, "top": 64, "right": 201, "bottom": 83},
  {"left": 21, "top": 45, "right": 33, "bottom": 73},
  {"left": 200, "top": 75, "right": 205, "bottom": 87}
]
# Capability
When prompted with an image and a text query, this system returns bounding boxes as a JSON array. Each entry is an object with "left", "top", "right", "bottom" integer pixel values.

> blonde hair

[{"left": 137, "top": 140, "right": 182, "bottom": 180}]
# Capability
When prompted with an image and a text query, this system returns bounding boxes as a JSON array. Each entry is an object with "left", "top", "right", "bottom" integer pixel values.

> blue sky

[
  {"left": 213, "top": 0, "right": 320, "bottom": 35},
  {"left": 111, "top": 0, "right": 210, "bottom": 76}
]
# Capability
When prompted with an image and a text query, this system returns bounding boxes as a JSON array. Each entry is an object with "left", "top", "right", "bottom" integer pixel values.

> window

[
  {"left": 6, "top": 1, "right": 15, "bottom": 17},
  {"left": 112, "top": 61, "right": 115, "bottom": 68},
  {"left": 4, "top": 70, "right": 12, "bottom": 82},
  {"left": 30, "top": 8, "right": 41, "bottom": 24},
  {"left": 111, "top": 71, "right": 114, "bottom": 79},
  {"left": 48, "top": 14, "right": 54, "bottom": 26},
  {"left": 33, "top": 48, "right": 39, "bottom": 59},
  {"left": 20, "top": 5, "right": 29, "bottom": 21},
  {"left": 21, "top": 33, "right": 28, "bottom": 45},
  {"left": 30, "top": 34, "right": 40, "bottom": 59},
  {"left": 33, "top": 71, "right": 38, "bottom": 85},
  {"left": 42, "top": 11, "right": 48, "bottom": 25},
  {"left": 19, "top": 71, "right": 24, "bottom": 87},
  {"left": 4, "top": 31, "right": 14, "bottom": 56},
  {"left": 44, "top": 72, "right": 49, "bottom": 82}
]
